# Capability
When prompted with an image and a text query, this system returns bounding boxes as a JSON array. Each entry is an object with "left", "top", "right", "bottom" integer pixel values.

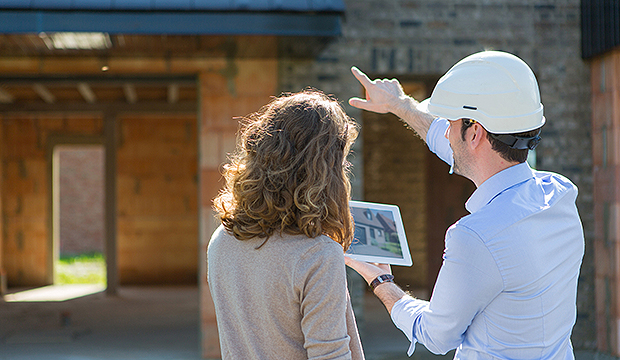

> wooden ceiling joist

[
  {"left": 0, "top": 88, "right": 14, "bottom": 103},
  {"left": 33, "top": 83, "right": 55, "bottom": 104},
  {"left": 123, "top": 83, "right": 137, "bottom": 104},
  {"left": 77, "top": 82, "right": 97, "bottom": 104},
  {"left": 0, "top": 76, "right": 196, "bottom": 107},
  {"left": 167, "top": 83, "right": 179, "bottom": 104}
]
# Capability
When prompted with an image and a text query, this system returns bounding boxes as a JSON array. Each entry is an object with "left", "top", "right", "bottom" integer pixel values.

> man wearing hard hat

[{"left": 346, "top": 51, "right": 585, "bottom": 359}]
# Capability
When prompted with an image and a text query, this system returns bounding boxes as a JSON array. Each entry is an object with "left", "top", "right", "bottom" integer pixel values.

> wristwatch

[{"left": 370, "top": 274, "right": 394, "bottom": 291}]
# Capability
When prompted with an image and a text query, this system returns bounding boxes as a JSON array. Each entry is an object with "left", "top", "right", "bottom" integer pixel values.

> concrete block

[
  {"left": 64, "top": 117, "right": 103, "bottom": 134},
  {"left": 39, "top": 117, "right": 65, "bottom": 132},
  {"left": 235, "top": 59, "right": 278, "bottom": 96},
  {"left": 200, "top": 132, "right": 221, "bottom": 169},
  {"left": 610, "top": 54, "right": 620, "bottom": 92},
  {"left": 200, "top": 285, "right": 221, "bottom": 358},
  {"left": 200, "top": 169, "right": 224, "bottom": 208},
  {"left": 201, "top": 96, "right": 235, "bottom": 129},
  {"left": 169, "top": 58, "right": 226, "bottom": 74},
  {"left": 220, "top": 132, "right": 237, "bottom": 164},
  {"left": 199, "top": 73, "right": 228, "bottom": 96}
]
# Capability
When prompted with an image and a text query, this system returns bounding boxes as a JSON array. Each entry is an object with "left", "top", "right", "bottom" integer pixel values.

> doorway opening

[
  {"left": 52, "top": 145, "right": 106, "bottom": 288},
  {"left": 5, "top": 144, "right": 107, "bottom": 302}
]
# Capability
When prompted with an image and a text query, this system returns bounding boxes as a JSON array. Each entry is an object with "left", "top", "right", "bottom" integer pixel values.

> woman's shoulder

[
  {"left": 289, "top": 234, "right": 345, "bottom": 268},
  {"left": 277, "top": 232, "right": 343, "bottom": 252}
]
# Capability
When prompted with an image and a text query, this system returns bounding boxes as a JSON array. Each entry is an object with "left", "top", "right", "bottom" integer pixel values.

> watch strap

[{"left": 370, "top": 274, "right": 394, "bottom": 290}]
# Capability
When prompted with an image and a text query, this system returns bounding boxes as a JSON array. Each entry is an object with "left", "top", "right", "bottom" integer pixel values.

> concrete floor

[
  {"left": 0, "top": 286, "right": 201, "bottom": 360},
  {"left": 0, "top": 286, "right": 450, "bottom": 360}
]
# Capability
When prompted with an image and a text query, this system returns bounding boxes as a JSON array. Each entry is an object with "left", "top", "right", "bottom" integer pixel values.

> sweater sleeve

[
  {"left": 294, "top": 239, "right": 353, "bottom": 360},
  {"left": 346, "top": 291, "right": 365, "bottom": 360}
]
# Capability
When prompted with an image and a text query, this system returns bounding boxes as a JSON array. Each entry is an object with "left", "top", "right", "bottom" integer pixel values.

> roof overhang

[
  {"left": 581, "top": 0, "right": 620, "bottom": 59},
  {"left": 0, "top": 1, "right": 345, "bottom": 36}
]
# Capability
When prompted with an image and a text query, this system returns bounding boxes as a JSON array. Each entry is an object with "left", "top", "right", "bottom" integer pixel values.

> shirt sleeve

[
  {"left": 390, "top": 224, "right": 504, "bottom": 356},
  {"left": 425, "top": 118, "right": 454, "bottom": 167},
  {"left": 295, "top": 240, "right": 353, "bottom": 360}
]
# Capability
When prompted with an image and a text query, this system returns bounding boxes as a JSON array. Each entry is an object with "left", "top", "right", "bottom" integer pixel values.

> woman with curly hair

[{"left": 208, "top": 89, "right": 364, "bottom": 360}]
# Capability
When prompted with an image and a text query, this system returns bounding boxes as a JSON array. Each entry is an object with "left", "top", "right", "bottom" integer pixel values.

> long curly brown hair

[{"left": 213, "top": 89, "right": 358, "bottom": 250}]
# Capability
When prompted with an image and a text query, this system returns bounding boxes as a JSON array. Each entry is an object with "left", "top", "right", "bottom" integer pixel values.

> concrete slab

[
  {"left": 0, "top": 285, "right": 451, "bottom": 360},
  {"left": 0, "top": 286, "right": 201, "bottom": 360}
]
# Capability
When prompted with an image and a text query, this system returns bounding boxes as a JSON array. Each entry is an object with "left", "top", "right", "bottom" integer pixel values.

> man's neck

[{"left": 471, "top": 156, "right": 520, "bottom": 188}]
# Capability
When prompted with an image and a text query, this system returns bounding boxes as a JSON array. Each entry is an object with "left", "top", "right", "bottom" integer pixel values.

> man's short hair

[{"left": 460, "top": 118, "right": 540, "bottom": 164}]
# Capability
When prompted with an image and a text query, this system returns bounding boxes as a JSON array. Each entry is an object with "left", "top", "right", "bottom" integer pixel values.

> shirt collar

[{"left": 465, "top": 162, "right": 535, "bottom": 214}]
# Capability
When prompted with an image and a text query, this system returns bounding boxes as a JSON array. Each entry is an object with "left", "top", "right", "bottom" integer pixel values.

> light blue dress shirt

[{"left": 390, "top": 118, "right": 585, "bottom": 359}]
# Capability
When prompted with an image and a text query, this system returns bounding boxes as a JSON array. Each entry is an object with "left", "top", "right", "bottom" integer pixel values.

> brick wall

[
  {"left": 279, "top": 0, "right": 594, "bottom": 350},
  {"left": 198, "top": 58, "right": 279, "bottom": 358},
  {"left": 0, "top": 117, "right": 4, "bottom": 293},
  {"left": 57, "top": 147, "right": 105, "bottom": 256},
  {"left": 591, "top": 50, "right": 620, "bottom": 356},
  {"left": 1, "top": 112, "right": 200, "bottom": 287},
  {"left": 2, "top": 115, "right": 104, "bottom": 286},
  {"left": 117, "top": 113, "right": 198, "bottom": 285}
]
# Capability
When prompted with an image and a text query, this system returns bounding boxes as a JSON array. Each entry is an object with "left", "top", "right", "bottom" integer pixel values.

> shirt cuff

[
  {"left": 391, "top": 295, "right": 427, "bottom": 356},
  {"left": 425, "top": 118, "right": 454, "bottom": 169}
]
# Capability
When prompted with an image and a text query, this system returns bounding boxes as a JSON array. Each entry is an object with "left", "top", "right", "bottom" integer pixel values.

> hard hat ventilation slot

[{"left": 463, "top": 105, "right": 477, "bottom": 110}]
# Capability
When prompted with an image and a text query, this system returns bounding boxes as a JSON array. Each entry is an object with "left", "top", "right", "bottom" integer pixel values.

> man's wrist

[
  {"left": 369, "top": 274, "right": 394, "bottom": 291},
  {"left": 391, "top": 95, "right": 414, "bottom": 119},
  {"left": 372, "top": 277, "right": 406, "bottom": 314},
  {"left": 392, "top": 96, "right": 433, "bottom": 140}
]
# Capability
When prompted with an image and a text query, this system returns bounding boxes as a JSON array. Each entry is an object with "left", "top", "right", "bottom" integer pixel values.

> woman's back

[
  {"left": 208, "top": 90, "right": 362, "bottom": 359},
  {"left": 208, "top": 225, "right": 359, "bottom": 360}
]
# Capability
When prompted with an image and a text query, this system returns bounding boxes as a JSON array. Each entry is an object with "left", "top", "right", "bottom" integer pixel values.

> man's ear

[{"left": 469, "top": 123, "right": 486, "bottom": 149}]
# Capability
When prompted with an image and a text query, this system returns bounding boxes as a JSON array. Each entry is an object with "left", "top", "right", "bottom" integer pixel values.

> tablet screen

[{"left": 346, "top": 200, "right": 412, "bottom": 266}]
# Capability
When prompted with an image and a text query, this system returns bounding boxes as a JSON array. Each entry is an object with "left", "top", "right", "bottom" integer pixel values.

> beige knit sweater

[{"left": 207, "top": 225, "right": 364, "bottom": 360}]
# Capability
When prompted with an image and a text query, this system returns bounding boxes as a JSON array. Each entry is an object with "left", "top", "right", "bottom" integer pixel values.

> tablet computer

[{"left": 346, "top": 200, "right": 412, "bottom": 266}]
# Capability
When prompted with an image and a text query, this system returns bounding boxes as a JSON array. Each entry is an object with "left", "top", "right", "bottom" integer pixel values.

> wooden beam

[
  {"left": 122, "top": 83, "right": 137, "bottom": 104},
  {"left": 33, "top": 83, "right": 56, "bottom": 104},
  {"left": 0, "top": 101, "right": 196, "bottom": 113},
  {"left": 77, "top": 82, "right": 97, "bottom": 104},
  {"left": 168, "top": 83, "right": 179, "bottom": 104},
  {"left": 0, "top": 88, "right": 14, "bottom": 103},
  {"left": 0, "top": 76, "right": 196, "bottom": 87}
]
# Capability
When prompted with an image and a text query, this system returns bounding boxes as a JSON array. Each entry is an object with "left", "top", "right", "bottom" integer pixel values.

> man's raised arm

[{"left": 348, "top": 67, "right": 436, "bottom": 141}]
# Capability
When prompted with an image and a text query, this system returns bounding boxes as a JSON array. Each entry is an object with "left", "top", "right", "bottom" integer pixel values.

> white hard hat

[{"left": 418, "top": 51, "right": 545, "bottom": 135}]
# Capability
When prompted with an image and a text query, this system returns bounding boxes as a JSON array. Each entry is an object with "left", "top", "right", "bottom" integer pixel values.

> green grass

[
  {"left": 55, "top": 253, "right": 107, "bottom": 285},
  {"left": 381, "top": 242, "right": 403, "bottom": 256}
]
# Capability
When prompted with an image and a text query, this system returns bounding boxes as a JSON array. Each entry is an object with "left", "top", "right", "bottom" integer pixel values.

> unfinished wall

[
  {"left": 362, "top": 109, "right": 428, "bottom": 289},
  {"left": 591, "top": 49, "right": 620, "bottom": 356},
  {"left": 2, "top": 115, "right": 103, "bottom": 286},
  {"left": 199, "top": 58, "right": 279, "bottom": 358},
  {"left": 0, "top": 118, "right": 4, "bottom": 293},
  {"left": 57, "top": 146, "right": 105, "bottom": 256},
  {"left": 117, "top": 114, "right": 198, "bottom": 285}
]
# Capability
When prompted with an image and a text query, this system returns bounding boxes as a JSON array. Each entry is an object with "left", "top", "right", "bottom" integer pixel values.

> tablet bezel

[{"left": 346, "top": 200, "right": 412, "bottom": 266}]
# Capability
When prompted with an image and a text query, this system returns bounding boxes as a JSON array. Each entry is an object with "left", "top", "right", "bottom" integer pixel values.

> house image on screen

[{"left": 351, "top": 207, "right": 398, "bottom": 247}]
